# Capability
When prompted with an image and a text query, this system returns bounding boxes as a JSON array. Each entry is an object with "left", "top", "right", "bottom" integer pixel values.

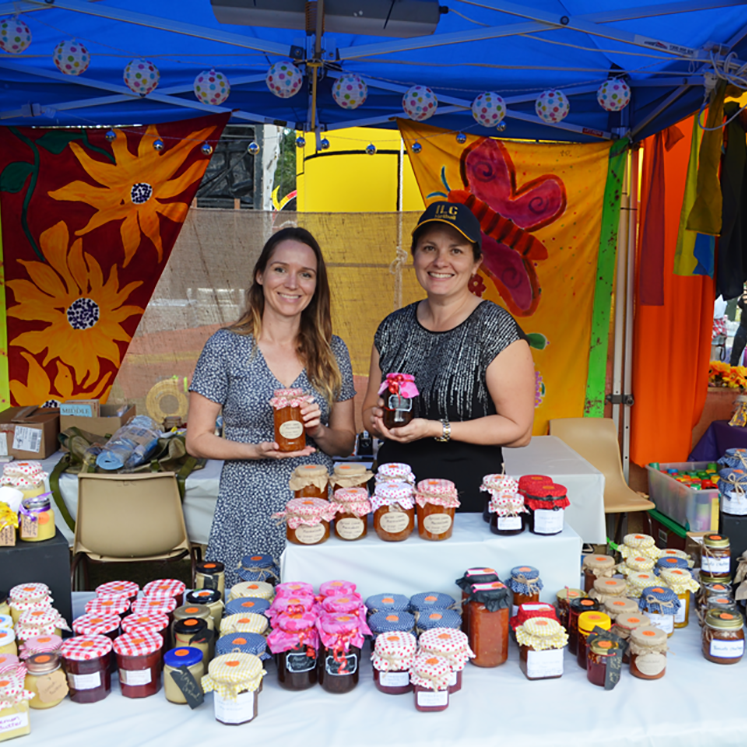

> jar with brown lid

[
  {"left": 702, "top": 609, "right": 745, "bottom": 664},
  {"left": 589, "top": 577, "right": 628, "bottom": 605},
  {"left": 629, "top": 626, "right": 667, "bottom": 679},
  {"left": 331, "top": 463, "right": 373, "bottom": 494},
  {"left": 288, "top": 464, "right": 329, "bottom": 500},
  {"left": 612, "top": 612, "right": 651, "bottom": 663},
  {"left": 701, "top": 534, "right": 731, "bottom": 579},
  {"left": 602, "top": 597, "right": 639, "bottom": 619},
  {"left": 582, "top": 555, "right": 616, "bottom": 593}
]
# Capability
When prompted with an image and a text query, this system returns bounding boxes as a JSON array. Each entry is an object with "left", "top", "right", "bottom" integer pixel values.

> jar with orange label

[
  {"left": 587, "top": 639, "right": 620, "bottom": 687},
  {"left": 410, "top": 653, "right": 451, "bottom": 711},
  {"left": 195, "top": 561, "right": 225, "bottom": 598},
  {"left": 577, "top": 611, "right": 611, "bottom": 671},
  {"left": 466, "top": 582, "right": 510, "bottom": 667},
  {"left": 507, "top": 566, "right": 542, "bottom": 617},
  {"left": 702, "top": 608, "right": 745, "bottom": 664},
  {"left": 370, "top": 481, "right": 415, "bottom": 542},
  {"left": 331, "top": 487, "right": 371, "bottom": 541},
  {"left": 24, "top": 652, "right": 68, "bottom": 709},
  {"left": 415, "top": 479, "right": 460, "bottom": 541},
  {"left": 372, "top": 630, "right": 417, "bottom": 695},
  {"left": 270, "top": 388, "right": 308, "bottom": 452},
  {"left": 568, "top": 597, "right": 600, "bottom": 655},
  {"left": 274, "top": 497, "right": 335, "bottom": 546},
  {"left": 555, "top": 588, "right": 585, "bottom": 630},
  {"left": 330, "top": 463, "right": 373, "bottom": 494},
  {"left": 582, "top": 555, "right": 616, "bottom": 592},
  {"left": 701, "top": 534, "right": 731, "bottom": 579},
  {"left": 288, "top": 464, "right": 329, "bottom": 500},
  {"left": 629, "top": 625, "right": 667, "bottom": 679},
  {"left": 611, "top": 612, "right": 650, "bottom": 663},
  {"left": 267, "top": 611, "right": 319, "bottom": 691}
]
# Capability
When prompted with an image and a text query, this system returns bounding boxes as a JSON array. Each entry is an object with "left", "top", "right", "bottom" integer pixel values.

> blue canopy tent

[{"left": 0, "top": 0, "right": 746, "bottom": 143}]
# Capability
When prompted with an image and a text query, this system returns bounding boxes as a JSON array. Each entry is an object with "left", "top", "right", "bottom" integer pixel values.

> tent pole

[
  {"left": 612, "top": 152, "right": 630, "bottom": 432},
  {"left": 622, "top": 145, "right": 640, "bottom": 482}
]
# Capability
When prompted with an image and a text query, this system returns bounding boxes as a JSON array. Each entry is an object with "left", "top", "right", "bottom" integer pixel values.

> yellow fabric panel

[{"left": 0, "top": 207, "right": 8, "bottom": 413}]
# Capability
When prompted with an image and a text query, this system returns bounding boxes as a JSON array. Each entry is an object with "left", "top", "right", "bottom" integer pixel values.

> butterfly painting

[{"left": 428, "top": 138, "right": 567, "bottom": 317}]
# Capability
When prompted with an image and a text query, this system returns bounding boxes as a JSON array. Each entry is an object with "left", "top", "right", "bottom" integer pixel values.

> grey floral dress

[{"left": 189, "top": 328, "right": 356, "bottom": 586}]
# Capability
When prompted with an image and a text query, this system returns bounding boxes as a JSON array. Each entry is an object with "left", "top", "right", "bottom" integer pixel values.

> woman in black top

[{"left": 362, "top": 202, "right": 535, "bottom": 512}]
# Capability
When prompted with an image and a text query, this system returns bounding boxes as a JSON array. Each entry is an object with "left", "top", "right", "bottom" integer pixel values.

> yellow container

[
  {"left": 0, "top": 631, "right": 17, "bottom": 658},
  {"left": 0, "top": 701, "right": 31, "bottom": 743},
  {"left": 24, "top": 653, "right": 68, "bottom": 709},
  {"left": 18, "top": 494, "right": 55, "bottom": 543}
]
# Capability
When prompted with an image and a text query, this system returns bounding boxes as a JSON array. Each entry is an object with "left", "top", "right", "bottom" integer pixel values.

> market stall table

[{"left": 689, "top": 419, "right": 747, "bottom": 462}]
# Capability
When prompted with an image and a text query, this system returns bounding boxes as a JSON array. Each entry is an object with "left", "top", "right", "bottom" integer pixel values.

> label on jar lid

[
  {"left": 168, "top": 665, "right": 205, "bottom": 709},
  {"left": 526, "top": 648, "right": 564, "bottom": 679},
  {"left": 336, "top": 517, "right": 364, "bottom": 540},
  {"left": 294, "top": 524, "right": 326, "bottom": 545},
  {"left": 67, "top": 671, "right": 101, "bottom": 691},
  {"left": 214, "top": 689, "right": 256, "bottom": 724},
  {"left": 423, "top": 513, "right": 452, "bottom": 535},
  {"left": 380, "top": 670, "right": 410, "bottom": 687},
  {"left": 279, "top": 421, "right": 304, "bottom": 439},
  {"left": 416, "top": 688, "right": 448, "bottom": 707},
  {"left": 379, "top": 510, "right": 410, "bottom": 534}
]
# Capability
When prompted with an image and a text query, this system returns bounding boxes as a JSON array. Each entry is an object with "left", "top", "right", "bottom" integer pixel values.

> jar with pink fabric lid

[
  {"left": 371, "top": 481, "right": 415, "bottom": 542},
  {"left": 415, "top": 479, "right": 460, "bottom": 541},
  {"left": 85, "top": 597, "right": 130, "bottom": 618},
  {"left": 410, "top": 653, "right": 452, "bottom": 711},
  {"left": 375, "top": 463, "right": 416, "bottom": 485},
  {"left": 142, "top": 579, "right": 186, "bottom": 608},
  {"left": 266, "top": 593, "right": 317, "bottom": 624},
  {"left": 380, "top": 373, "right": 419, "bottom": 429},
  {"left": 18, "top": 635, "right": 62, "bottom": 661},
  {"left": 316, "top": 612, "right": 364, "bottom": 694},
  {"left": 16, "top": 608, "right": 70, "bottom": 640},
  {"left": 321, "top": 594, "right": 371, "bottom": 636},
  {"left": 331, "top": 487, "right": 371, "bottom": 541},
  {"left": 319, "top": 580, "right": 357, "bottom": 598},
  {"left": 270, "top": 388, "right": 310, "bottom": 452},
  {"left": 113, "top": 631, "right": 163, "bottom": 698},
  {"left": 372, "top": 630, "right": 417, "bottom": 695},
  {"left": 274, "top": 498, "right": 336, "bottom": 546},
  {"left": 60, "top": 634, "right": 113, "bottom": 704},
  {"left": 417, "top": 628, "right": 475, "bottom": 693},
  {"left": 1, "top": 462, "right": 47, "bottom": 500},
  {"left": 267, "top": 611, "right": 320, "bottom": 691},
  {"left": 95, "top": 580, "right": 139, "bottom": 602},
  {"left": 275, "top": 581, "right": 315, "bottom": 598}
]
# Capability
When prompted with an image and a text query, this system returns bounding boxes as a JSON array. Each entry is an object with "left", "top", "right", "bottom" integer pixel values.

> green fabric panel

[
  {"left": 0, "top": 207, "right": 8, "bottom": 413},
  {"left": 584, "top": 139, "right": 629, "bottom": 417}
]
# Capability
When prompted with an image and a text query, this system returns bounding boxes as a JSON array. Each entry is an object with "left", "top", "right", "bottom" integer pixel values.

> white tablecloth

[
  {"left": 41, "top": 435, "right": 605, "bottom": 547},
  {"left": 14, "top": 592, "right": 747, "bottom": 747}
]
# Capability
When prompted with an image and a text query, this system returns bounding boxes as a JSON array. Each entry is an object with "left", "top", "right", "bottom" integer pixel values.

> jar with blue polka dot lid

[
  {"left": 216, "top": 632, "right": 270, "bottom": 661},
  {"left": 415, "top": 609, "right": 462, "bottom": 636},
  {"left": 226, "top": 597, "right": 271, "bottom": 618},
  {"left": 365, "top": 593, "right": 410, "bottom": 618},
  {"left": 368, "top": 610, "right": 416, "bottom": 639},
  {"left": 638, "top": 586, "right": 680, "bottom": 637},
  {"left": 507, "top": 566, "right": 543, "bottom": 617},
  {"left": 238, "top": 554, "right": 280, "bottom": 585},
  {"left": 409, "top": 592, "right": 457, "bottom": 620}
]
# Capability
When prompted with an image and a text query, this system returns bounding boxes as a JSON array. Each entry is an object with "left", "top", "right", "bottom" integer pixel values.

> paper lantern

[
  {"left": 402, "top": 85, "right": 437, "bottom": 121},
  {"left": 53, "top": 39, "right": 90, "bottom": 76},
  {"left": 332, "top": 74, "right": 367, "bottom": 110},
  {"left": 471, "top": 92, "right": 506, "bottom": 128},
  {"left": 535, "top": 89, "right": 570, "bottom": 124},
  {"left": 0, "top": 16, "right": 31, "bottom": 54},
  {"left": 266, "top": 61, "right": 303, "bottom": 99},
  {"left": 597, "top": 78, "right": 631, "bottom": 112},
  {"left": 124, "top": 58, "right": 160, "bottom": 96},
  {"left": 194, "top": 69, "right": 230, "bottom": 106}
]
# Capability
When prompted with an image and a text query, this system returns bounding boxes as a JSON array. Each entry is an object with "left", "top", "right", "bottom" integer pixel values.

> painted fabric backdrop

[
  {"left": 0, "top": 113, "right": 228, "bottom": 407},
  {"left": 398, "top": 121, "right": 611, "bottom": 435}
]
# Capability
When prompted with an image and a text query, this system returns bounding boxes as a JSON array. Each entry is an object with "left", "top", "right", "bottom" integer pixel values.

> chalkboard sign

[
  {"left": 169, "top": 666, "right": 204, "bottom": 708},
  {"left": 587, "top": 626, "right": 626, "bottom": 691}
]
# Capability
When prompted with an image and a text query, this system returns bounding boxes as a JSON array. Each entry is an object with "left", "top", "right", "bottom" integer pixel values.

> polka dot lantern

[
  {"left": 471, "top": 91, "right": 506, "bottom": 128},
  {"left": 597, "top": 78, "right": 631, "bottom": 112},
  {"left": 53, "top": 39, "right": 90, "bottom": 76},
  {"left": 0, "top": 16, "right": 31, "bottom": 54},
  {"left": 402, "top": 85, "right": 437, "bottom": 121},
  {"left": 194, "top": 69, "right": 230, "bottom": 106},
  {"left": 332, "top": 74, "right": 367, "bottom": 110},
  {"left": 535, "top": 89, "right": 570, "bottom": 124},
  {"left": 124, "top": 58, "right": 160, "bottom": 96},
  {"left": 266, "top": 61, "right": 303, "bottom": 99}
]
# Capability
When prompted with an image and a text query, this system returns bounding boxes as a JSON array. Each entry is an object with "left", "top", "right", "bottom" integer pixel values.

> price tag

[
  {"left": 168, "top": 666, "right": 204, "bottom": 709},
  {"left": 20, "top": 515, "right": 38, "bottom": 539},
  {"left": 36, "top": 670, "right": 69, "bottom": 703},
  {"left": 587, "top": 626, "right": 625, "bottom": 691},
  {"left": 12, "top": 426, "right": 41, "bottom": 454}
]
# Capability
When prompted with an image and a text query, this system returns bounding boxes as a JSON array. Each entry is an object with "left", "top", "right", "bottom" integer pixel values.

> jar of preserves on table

[
  {"left": 194, "top": 561, "right": 225, "bottom": 598},
  {"left": 660, "top": 548, "right": 693, "bottom": 566},
  {"left": 706, "top": 596, "right": 739, "bottom": 617},
  {"left": 379, "top": 373, "right": 419, "bottom": 430},
  {"left": 0, "top": 672, "right": 33, "bottom": 740},
  {"left": 611, "top": 613, "right": 650, "bottom": 663},
  {"left": 122, "top": 613, "right": 170, "bottom": 651},
  {"left": 266, "top": 595, "right": 315, "bottom": 626},
  {"left": 410, "top": 653, "right": 452, "bottom": 711},
  {"left": 409, "top": 592, "right": 457, "bottom": 620},
  {"left": 701, "top": 534, "right": 731, "bottom": 580},
  {"left": 129, "top": 597, "right": 177, "bottom": 619},
  {"left": 589, "top": 577, "right": 629, "bottom": 606},
  {"left": 524, "top": 484, "right": 570, "bottom": 536},
  {"left": 186, "top": 589, "right": 224, "bottom": 630},
  {"left": 629, "top": 626, "right": 667, "bottom": 679},
  {"left": 95, "top": 580, "right": 139, "bottom": 603},
  {"left": 202, "top": 653, "right": 265, "bottom": 725},
  {"left": 61, "top": 634, "right": 112, "bottom": 704},
  {"left": 619, "top": 533, "right": 662, "bottom": 561},
  {"left": 143, "top": 579, "right": 187, "bottom": 609},
  {"left": 582, "top": 555, "right": 616, "bottom": 593},
  {"left": 516, "top": 618, "right": 568, "bottom": 680},
  {"left": 626, "top": 572, "right": 658, "bottom": 600},
  {"left": 466, "top": 582, "right": 511, "bottom": 667},
  {"left": 113, "top": 631, "right": 163, "bottom": 698},
  {"left": 330, "top": 463, "right": 373, "bottom": 495},
  {"left": 368, "top": 610, "right": 416, "bottom": 640},
  {"left": 480, "top": 474, "right": 524, "bottom": 530},
  {"left": 174, "top": 604, "right": 214, "bottom": 634},
  {"left": 270, "top": 388, "right": 308, "bottom": 452},
  {"left": 417, "top": 628, "right": 474, "bottom": 693},
  {"left": 457, "top": 569, "right": 499, "bottom": 634},
  {"left": 702, "top": 609, "right": 745, "bottom": 664},
  {"left": 216, "top": 633, "right": 270, "bottom": 668},
  {"left": 655, "top": 556, "right": 690, "bottom": 576},
  {"left": 274, "top": 581, "right": 314, "bottom": 598},
  {"left": 697, "top": 577, "right": 732, "bottom": 614},
  {"left": 237, "top": 554, "right": 280, "bottom": 585},
  {"left": 84, "top": 597, "right": 130, "bottom": 618},
  {"left": 567, "top": 598, "right": 600, "bottom": 656},
  {"left": 219, "top": 613, "right": 268, "bottom": 638},
  {"left": 415, "top": 479, "right": 460, "bottom": 541},
  {"left": 16, "top": 608, "right": 70, "bottom": 641},
  {"left": 225, "top": 597, "right": 271, "bottom": 619},
  {"left": 229, "top": 581, "right": 275, "bottom": 603},
  {"left": 73, "top": 613, "right": 121, "bottom": 642},
  {"left": 289, "top": 464, "right": 329, "bottom": 501},
  {"left": 375, "top": 463, "right": 416, "bottom": 486},
  {"left": 372, "top": 630, "right": 417, "bottom": 695},
  {"left": 659, "top": 568, "right": 699, "bottom": 628},
  {"left": 507, "top": 566, "right": 543, "bottom": 617},
  {"left": 638, "top": 586, "right": 680, "bottom": 637},
  {"left": 163, "top": 646, "right": 205, "bottom": 705},
  {"left": 555, "top": 588, "right": 585, "bottom": 630},
  {"left": 24, "top": 652, "right": 68, "bottom": 709},
  {"left": 415, "top": 609, "right": 462, "bottom": 637},
  {"left": 331, "top": 487, "right": 371, "bottom": 541},
  {"left": 275, "top": 497, "right": 336, "bottom": 546},
  {"left": 577, "top": 611, "right": 611, "bottom": 670},
  {"left": 317, "top": 613, "right": 364, "bottom": 694},
  {"left": 371, "top": 482, "right": 415, "bottom": 542},
  {"left": 602, "top": 597, "right": 640, "bottom": 620},
  {"left": 321, "top": 593, "right": 367, "bottom": 625},
  {"left": 620, "top": 555, "right": 656, "bottom": 576},
  {"left": 18, "top": 493, "right": 55, "bottom": 543},
  {"left": 365, "top": 594, "right": 411, "bottom": 619},
  {"left": 319, "top": 580, "right": 357, "bottom": 598},
  {"left": 587, "top": 639, "right": 621, "bottom": 688},
  {"left": 267, "top": 611, "right": 320, "bottom": 691}
]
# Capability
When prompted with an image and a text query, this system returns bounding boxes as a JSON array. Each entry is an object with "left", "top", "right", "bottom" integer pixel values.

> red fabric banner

[{"left": 0, "top": 114, "right": 229, "bottom": 405}]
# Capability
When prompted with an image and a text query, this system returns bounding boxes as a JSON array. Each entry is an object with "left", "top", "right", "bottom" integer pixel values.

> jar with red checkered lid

[
  {"left": 112, "top": 631, "right": 163, "bottom": 698},
  {"left": 95, "top": 580, "right": 139, "bottom": 602},
  {"left": 142, "top": 579, "right": 186, "bottom": 607},
  {"left": 61, "top": 634, "right": 113, "bottom": 703}
]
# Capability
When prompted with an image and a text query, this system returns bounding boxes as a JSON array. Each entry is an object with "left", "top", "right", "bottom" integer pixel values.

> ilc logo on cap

[{"left": 434, "top": 204, "right": 458, "bottom": 220}]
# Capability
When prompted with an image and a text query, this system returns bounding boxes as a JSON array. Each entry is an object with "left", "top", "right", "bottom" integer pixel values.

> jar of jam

[
  {"left": 697, "top": 577, "right": 733, "bottom": 615},
  {"left": 143, "top": 579, "right": 187, "bottom": 608},
  {"left": 611, "top": 612, "right": 650, "bottom": 663},
  {"left": 372, "top": 630, "right": 417, "bottom": 695},
  {"left": 266, "top": 595, "right": 315, "bottom": 626},
  {"left": 237, "top": 554, "right": 280, "bottom": 585},
  {"left": 276, "top": 497, "right": 335, "bottom": 545},
  {"left": 577, "top": 611, "right": 611, "bottom": 670},
  {"left": 415, "top": 479, "right": 460, "bottom": 541},
  {"left": 626, "top": 571, "right": 658, "bottom": 600},
  {"left": 369, "top": 610, "right": 416, "bottom": 639},
  {"left": 226, "top": 597, "right": 271, "bottom": 619},
  {"left": 275, "top": 581, "right": 314, "bottom": 597},
  {"left": 507, "top": 566, "right": 543, "bottom": 617},
  {"left": 417, "top": 628, "right": 474, "bottom": 693},
  {"left": 379, "top": 373, "right": 418, "bottom": 429},
  {"left": 122, "top": 613, "right": 170, "bottom": 651},
  {"left": 331, "top": 487, "right": 371, "bottom": 541},
  {"left": 620, "top": 555, "right": 656, "bottom": 576},
  {"left": 619, "top": 533, "right": 662, "bottom": 561},
  {"left": 321, "top": 593, "right": 366, "bottom": 622},
  {"left": 16, "top": 608, "right": 70, "bottom": 641},
  {"left": 0, "top": 630, "right": 17, "bottom": 657},
  {"left": 375, "top": 462, "right": 416, "bottom": 486},
  {"left": 655, "top": 556, "right": 690, "bottom": 575},
  {"left": 330, "top": 463, "right": 373, "bottom": 494},
  {"left": 701, "top": 534, "right": 731, "bottom": 579},
  {"left": 129, "top": 596, "right": 178, "bottom": 619},
  {"left": 113, "top": 631, "right": 163, "bottom": 698},
  {"left": 8, "top": 584, "right": 51, "bottom": 622},
  {"left": 202, "top": 653, "right": 265, "bottom": 725},
  {"left": 587, "top": 639, "right": 620, "bottom": 687},
  {"left": 0, "top": 674, "right": 33, "bottom": 740},
  {"left": 629, "top": 626, "right": 667, "bottom": 679},
  {"left": 73, "top": 613, "right": 121, "bottom": 642},
  {"left": 61, "top": 635, "right": 112, "bottom": 704},
  {"left": 24, "top": 652, "right": 68, "bottom": 708},
  {"left": 466, "top": 582, "right": 510, "bottom": 667},
  {"left": 270, "top": 388, "right": 308, "bottom": 452},
  {"left": 416, "top": 609, "right": 462, "bottom": 636},
  {"left": 457, "top": 569, "right": 499, "bottom": 634},
  {"left": 319, "top": 580, "right": 357, "bottom": 598},
  {"left": 163, "top": 646, "right": 205, "bottom": 705},
  {"left": 317, "top": 613, "right": 364, "bottom": 694},
  {"left": 602, "top": 597, "right": 639, "bottom": 620},
  {"left": 524, "top": 484, "right": 569, "bottom": 535},
  {"left": 638, "top": 586, "right": 680, "bottom": 637},
  {"left": 173, "top": 604, "right": 214, "bottom": 635},
  {"left": 510, "top": 603, "right": 558, "bottom": 635},
  {"left": 219, "top": 613, "right": 268, "bottom": 638},
  {"left": 85, "top": 597, "right": 130, "bottom": 618},
  {"left": 289, "top": 464, "right": 329, "bottom": 500},
  {"left": 95, "top": 580, "right": 139, "bottom": 603},
  {"left": 589, "top": 577, "right": 628, "bottom": 606},
  {"left": 267, "top": 611, "right": 319, "bottom": 690},
  {"left": 706, "top": 596, "right": 739, "bottom": 616},
  {"left": 410, "top": 653, "right": 451, "bottom": 711},
  {"left": 702, "top": 609, "right": 745, "bottom": 664},
  {"left": 216, "top": 633, "right": 270, "bottom": 667},
  {"left": 568, "top": 598, "right": 600, "bottom": 655},
  {"left": 582, "top": 555, "right": 616, "bottom": 592},
  {"left": 480, "top": 473, "right": 522, "bottom": 527},
  {"left": 371, "top": 481, "right": 415, "bottom": 542},
  {"left": 660, "top": 548, "right": 693, "bottom": 566},
  {"left": 186, "top": 589, "right": 224, "bottom": 629},
  {"left": 516, "top": 618, "right": 568, "bottom": 680},
  {"left": 18, "top": 493, "right": 55, "bottom": 542},
  {"left": 555, "top": 588, "right": 585, "bottom": 630},
  {"left": 365, "top": 593, "right": 411, "bottom": 619},
  {"left": 659, "top": 568, "right": 699, "bottom": 628},
  {"left": 194, "top": 561, "right": 225, "bottom": 598},
  {"left": 229, "top": 580, "right": 275, "bottom": 602},
  {"left": 409, "top": 592, "right": 457, "bottom": 620}
]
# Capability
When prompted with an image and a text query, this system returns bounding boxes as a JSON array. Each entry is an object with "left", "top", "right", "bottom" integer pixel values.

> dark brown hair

[{"left": 228, "top": 226, "right": 342, "bottom": 405}]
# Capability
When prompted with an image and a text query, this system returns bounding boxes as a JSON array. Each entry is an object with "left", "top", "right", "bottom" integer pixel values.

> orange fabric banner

[{"left": 630, "top": 116, "right": 714, "bottom": 466}]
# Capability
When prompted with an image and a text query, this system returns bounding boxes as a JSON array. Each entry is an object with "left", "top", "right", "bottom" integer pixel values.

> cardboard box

[
  {"left": 60, "top": 404, "right": 136, "bottom": 439},
  {"left": 0, "top": 406, "right": 60, "bottom": 459}
]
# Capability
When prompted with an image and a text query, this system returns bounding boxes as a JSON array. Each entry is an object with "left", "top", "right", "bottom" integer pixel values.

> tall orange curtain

[{"left": 630, "top": 116, "right": 714, "bottom": 466}]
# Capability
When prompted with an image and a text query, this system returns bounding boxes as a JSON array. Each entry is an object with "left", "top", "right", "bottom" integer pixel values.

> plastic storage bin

[{"left": 646, "top": 462, "right": 719, "bottom": 532}]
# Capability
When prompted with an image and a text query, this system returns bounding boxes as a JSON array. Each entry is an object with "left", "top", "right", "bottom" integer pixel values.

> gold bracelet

[{"left": 434, "top": 419, "right": 451, "bottom": 442}]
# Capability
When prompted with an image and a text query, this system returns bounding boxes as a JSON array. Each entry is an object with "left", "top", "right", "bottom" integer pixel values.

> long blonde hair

[{"left": 228, "top": 226, "right": 342, "bottom": 406}]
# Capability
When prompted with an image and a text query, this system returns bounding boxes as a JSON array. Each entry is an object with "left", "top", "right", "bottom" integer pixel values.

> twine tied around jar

[
  {"left": 628, "top": 637, "right": 668, "bottom": 656},
  {"left": 512, "top": 573, "right": 542, "bottom": 595},
  {"left": 642, "top": 593, "right": 677, "bottom": 614},
  {"left": 236, "top": 562, "right": 279, "bottom": 583},
  {"left": 372, "top": 649, "right": 415, "bottom": 671}
]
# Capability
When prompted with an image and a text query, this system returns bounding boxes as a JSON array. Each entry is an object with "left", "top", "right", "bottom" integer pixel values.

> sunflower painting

[{"left": 0, "top": 113, "right": 229, "bottom": 405}]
